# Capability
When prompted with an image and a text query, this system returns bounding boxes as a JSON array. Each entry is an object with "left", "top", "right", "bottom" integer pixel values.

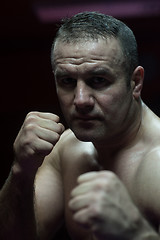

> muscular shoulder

[
  {"left": 53, "top": 129, "right": 99, "bottom": 174},
  {"left": 133, "top": 147, "right": 160, "bottom": 224},
  {"left": 135, "top": 147, "right": 160, "bottom": 189},
  {"left": 57, "top": 128, "right": 90, "bottom": 149}
]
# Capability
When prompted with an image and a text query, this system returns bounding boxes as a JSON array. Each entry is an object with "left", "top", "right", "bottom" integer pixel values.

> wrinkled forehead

[{"left": 51, "top": 38, "right": 124, "bottom": 70}]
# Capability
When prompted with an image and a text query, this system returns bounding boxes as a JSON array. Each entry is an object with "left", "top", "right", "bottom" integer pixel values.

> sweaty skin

[
  {"left": 34, "top": 39, "right": 160, "bottom": 240},
  {"left": 1, "top": 13, "right": 160, "bottom": 239}
]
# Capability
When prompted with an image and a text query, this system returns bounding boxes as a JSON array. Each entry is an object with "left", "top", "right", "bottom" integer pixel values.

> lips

[
  {"left": 77, "top": 117, "right": 98, "bottom": 121},
  {"left": 72, "top": 114, "right": 102, "bottom": 121}
]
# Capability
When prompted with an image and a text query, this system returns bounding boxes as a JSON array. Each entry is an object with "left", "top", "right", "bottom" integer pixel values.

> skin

[
  {"left": 35, "top": 38, "right": 160, "bottom": 239},
  {"left": 1, "top": 37, "right": 160, "bottom": 240},
  {"left": 53, "top": 38, "right": 140, "bottom": 145}
]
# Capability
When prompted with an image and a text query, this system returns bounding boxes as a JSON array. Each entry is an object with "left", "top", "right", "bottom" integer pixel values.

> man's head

[
  {"left": 51, "top": 12, "right": 144, "bottom": 144},
  {"left": 51, "top": 11, "right": 139, "bottom": 83}
]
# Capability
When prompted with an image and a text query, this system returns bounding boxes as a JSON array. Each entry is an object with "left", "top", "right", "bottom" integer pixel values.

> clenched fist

[
  {"left": 69, "top": 171, "right": 141, "bottom": 240},
  {"left": 13, "top": 111, "right": 65, "bottom": 175}
]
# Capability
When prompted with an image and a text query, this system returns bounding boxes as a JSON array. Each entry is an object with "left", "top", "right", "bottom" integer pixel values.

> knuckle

[
  {"left": 93, "top": 205, "right": 102, "bottom": 217},
  {"left": 24, "top": 122, "right": 37, "bottom": 133},
  {"left": 89, "top": 201, "right": 103, "bottom": 220},
  {"left": 57, "top": 124, "right": 64, "bottom": 134},
  {"left": 93, "top": 172, "right": 117, "bottom": 192},
  {"left": 107, "top": 171, "right": 116, "bottom": 179},
  {"left": 26, "top": 111, "right": 38, "bottom": 118},
  {"left": 93, "top": 179, "right": 108, "bottom": 191},
  {"left": 52, "top": 132, "right": 60, "bottom": 144},
  {"left": 53, "top": 114, "right": 60, "bottom": 122},
  {"left": 99, "top": 171, "right": 116, "bottom": 182},
  {"left": 25, "top": 112, "right": 35, "bottom": 121},
  {"left": 25, "top": 113, "right": 37, "bottom": 125}
]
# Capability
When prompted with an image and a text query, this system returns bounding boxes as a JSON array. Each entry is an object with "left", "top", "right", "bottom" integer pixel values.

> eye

[
  {"left": 87, "top": 77, "right": 110, "bottom": 89},
  {"left": 57, "top": 78, "right": 77, "bottom": 88}
]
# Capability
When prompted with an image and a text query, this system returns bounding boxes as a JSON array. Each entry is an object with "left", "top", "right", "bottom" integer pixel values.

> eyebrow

[
  {"left": 89, "top": 68, "right": 112, "bottom": 76},
  {"left": 54, "top": 69, "right": 70, "bottom": 79},
  {"left": 54, "top": 67, "right": 114, "bottom": 80},
  {"left": 86, "top": 67, "right": 115, "bottom": 82}
]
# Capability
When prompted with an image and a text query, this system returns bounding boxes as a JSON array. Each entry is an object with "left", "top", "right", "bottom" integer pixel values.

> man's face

[{"left": 53, "top": 38, "right": 135, "bottom": 144}]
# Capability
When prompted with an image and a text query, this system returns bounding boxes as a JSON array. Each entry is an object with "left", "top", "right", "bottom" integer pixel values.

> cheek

[
  {"left": 57, "top": 93, "right": 73, "bottom": 117},
  {"left": 58, "top": 91, "right": 72, "bottom": 105},
  {"left": 98, "top": 91, "right": 120, "bottom": 108},
  {"left": 98, "top": 88, "right": 129, "bottom": 113}
]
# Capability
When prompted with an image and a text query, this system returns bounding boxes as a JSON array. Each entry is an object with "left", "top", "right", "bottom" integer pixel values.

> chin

[
  {"left": 71, "top": 128, "right": 92, "bottom": 141},
  {"left": 75, "top": 134, "right": 93, "bottom": 142},
  {"left": 69, "top": 121, "right": 108, "bottom": 142},
  {"left": 72, "top": 129, "right": 103, "bottom": 143}
]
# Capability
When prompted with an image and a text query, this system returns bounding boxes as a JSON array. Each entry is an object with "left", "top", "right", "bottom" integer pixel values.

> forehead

[{"left": 52, "top": 38, "right": 124, "bottom": 72}]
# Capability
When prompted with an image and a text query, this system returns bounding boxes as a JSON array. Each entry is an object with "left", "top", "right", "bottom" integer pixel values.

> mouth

[
  {"left": 73, "top": 115, "right": 102, "bottom": 122},
  {"left": 77, "top": 117, "right": 98, "bottom": 122}
]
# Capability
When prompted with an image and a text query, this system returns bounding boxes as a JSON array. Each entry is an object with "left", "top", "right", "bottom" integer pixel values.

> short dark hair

[{"left": 51, "top": 12, "right": 139, "bottom": 82}]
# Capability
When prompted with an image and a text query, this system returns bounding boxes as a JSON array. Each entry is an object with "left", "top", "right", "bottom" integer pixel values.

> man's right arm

[{"left": 0, "top": 112, "right": 65, "bottom": 240}]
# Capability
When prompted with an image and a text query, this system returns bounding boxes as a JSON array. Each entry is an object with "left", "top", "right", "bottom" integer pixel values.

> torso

[{"left": 57, "top": 105, "right": 160, "bottom": 240}]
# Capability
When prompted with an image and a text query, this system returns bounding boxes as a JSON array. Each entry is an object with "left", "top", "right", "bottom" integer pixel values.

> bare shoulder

[
  {"left": 135, "top": 147, "right": 160, "bottom": 185},
  {"left": 57, "top": 128, "right": 93, "bottom": 151},
  {"left": 134, "top": 147, "right": 160, "bottom": 222},
  {"left": 38, "top": 129, "right": 79, "bottom": 171},
  {"left": 56, "top": 129, "right": 98, "bottom": 170},
  {"left": 37, "top": 129, "right": 97, "bottom": 175},
  {"left": 135, "top": 105, "right": 160, "bottom": 195}
]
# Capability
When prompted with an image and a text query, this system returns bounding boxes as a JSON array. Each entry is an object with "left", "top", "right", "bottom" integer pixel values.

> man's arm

[
  {"left": 0, "top": 165, "right": 37, "bottom": 239},
  {"left": 34, "top": 150, "right": 64, "bottom": 240},
  {"left": 0, "top": 112, "right": 64, "bottom": 240},
  {"left": 69, "top": 171, "right": 160, "bottom": 240}
]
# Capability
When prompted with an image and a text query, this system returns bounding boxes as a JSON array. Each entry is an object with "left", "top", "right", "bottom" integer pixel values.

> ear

[{"left": 131, "top": 66, "right": 144, "bottom": 99}]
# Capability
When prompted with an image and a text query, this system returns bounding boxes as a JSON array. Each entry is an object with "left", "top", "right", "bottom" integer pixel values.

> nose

[{"left": 73, "top": 80, "right": 94, "bottom": 112}]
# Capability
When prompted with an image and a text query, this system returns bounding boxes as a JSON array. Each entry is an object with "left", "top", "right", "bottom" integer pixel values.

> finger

[
  {"left": 69, "top": 194, "right": 90, "bottom": 211},
  {"left": 39, "top": 120, "right": 64, "bottom": 134},
  {"left": 77, "top": 171, "right": 99, "bottom": 183},
  {"left": 29, "top": 138, "right": 54, "bottom": 156},
  {"left": 25, "top": 112, "right": 62, "bottom": 131},
  {"left": 58, "top": 122, "right": 65, "bottom": 133},
  {"left": 27, "top": 112, "right": 60, "bottom": 122},
  {"left": 35, "top": 126, "right": 61, "bottom": 145},
  {"left": 25, "top": 115, "right": 64, "bottom": 134},
  {"left": 72, "top": 208, "right": 92, "bottom": 229},
  {"left": 71, "top": 182, "right": 94, "bottom": 197}
]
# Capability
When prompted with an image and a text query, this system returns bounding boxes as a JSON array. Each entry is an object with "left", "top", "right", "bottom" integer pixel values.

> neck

[{"left": 93, "top": 100, "right": 143, "bottom": 164}]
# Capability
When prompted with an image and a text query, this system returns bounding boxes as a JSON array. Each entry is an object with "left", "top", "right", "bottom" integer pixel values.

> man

[{"left": 0, "top": 12, "right": 160, "bottom": 240}]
